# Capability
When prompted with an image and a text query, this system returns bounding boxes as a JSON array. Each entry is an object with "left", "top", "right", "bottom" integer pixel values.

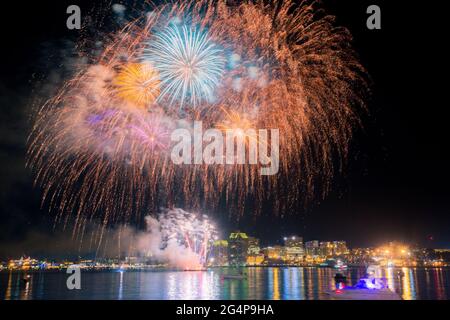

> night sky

[{"left": 0, "top": 0, "right": 448, "bottom": 259}]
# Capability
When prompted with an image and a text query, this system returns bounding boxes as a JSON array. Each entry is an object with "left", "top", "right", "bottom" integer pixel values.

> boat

[
  {"left": 183, "top": 268, "right": 207, "bottom": 272},
  {"left": 327, "top": 287, "right": 402, "bottom": 300},
  {"left": 326, "top": 265, "right": 401, "bottom": 300},
  {"left": 20, "top": 274, "right": 31, "bottom": 286},
  {"left": 221, "top": 274, "right": 246, "bottom": 280},
  {"left": 334, "top": 259, "right": 348, "bottom": 270}
]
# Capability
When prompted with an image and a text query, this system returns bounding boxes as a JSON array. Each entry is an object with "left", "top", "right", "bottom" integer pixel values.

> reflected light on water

[
  {"left": 306, "top": 268, "right": 313, "bottom": 299},
  {"left": 118, "top": 271, "right": 124, "bottom": 300},
  {"left": 386, "top": 267, "right": 396, "bottom": 292},
  {"left": 166, "top": 271, "right": 219, "bottom": 299},
  {"left": 434, "top": 268, "right": 445, "bottom": 300},
  {"left": 282, "top": 267, "right": 302, "bottom": 300},
  {"left": 272, "top": 268, "right": 280, "bottom": 300},
  {"left": 1, "top": 267, "right": 449, "bottom": 300},
  {"left": 5, "top": 271, "right": 12, "bottom": 300},
  {"left": 401, "top": 267, "right": 412, "bottom": 300}
]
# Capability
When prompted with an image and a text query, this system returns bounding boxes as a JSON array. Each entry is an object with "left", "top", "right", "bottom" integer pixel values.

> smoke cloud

[{"left": 133, "top": 215, "right": 204, "bottom": 270}]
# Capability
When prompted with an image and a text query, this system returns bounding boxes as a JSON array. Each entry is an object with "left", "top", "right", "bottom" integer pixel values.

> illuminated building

[
  {"left": 435, "top": 249, "right": 450, "bottom": 253},
  {"left": 262, "top": 246, "right": 284, "bottom": 263},
  {"left": 8, "top": 257, "right": 41, "bottom": 270},
  {"left": 305, "top": 240, "right": 320, "bottom": 257},
  {"left": 333, "top": 241, "right": 349, "bottom": 256},
  {"left": 318, "top": 241, "right": 349, "bottom": 257},
  {"left": 434, "top": 249, "right": 450, "bottom": 266},
  {"left": 316, "top": 241, "right": 349, "bottom": 258},
  {"left": 319, "top": 241, "right": 334, "bottom": 257},
  {"left": 228, "top": 231, "right": 249, "bottom": 266},
  {"left": 247, "top": 254, "right": 265, "bottom": 266},
  {"left": 211, "top": 240, "right": 229, "bottom": 266},
  {"left": 373, "top": 242, "right": 414, "bottom": 267},
  {"left": 348, "top": 248, "right": 374, "bottom": 265},
  {"left": 79, "top": 259, "right": 96, "bottom": 268},
  {"left": 283, "top": 236, "right": 304, "bottom": 263},
  {"left": 247, "top": 237, "right": 261, "bottom": 255}
]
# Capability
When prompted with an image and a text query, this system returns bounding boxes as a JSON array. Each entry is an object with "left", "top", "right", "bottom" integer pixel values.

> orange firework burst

[
  {"left": 113, "top": 63, "right": 161, "bottom": 108},
  {"left": 216, "top": 108, "right": 260, "bottom": 146},
  {"left": 217, "top": 108, "right": 255, "bottom": 132}
]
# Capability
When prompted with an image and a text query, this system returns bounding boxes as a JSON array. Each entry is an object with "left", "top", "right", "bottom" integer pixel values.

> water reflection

[
  {"left": 164, "top": 271, "right": 219, "bottom": 299},
  {"left": 1, "top": 267, "right": 449, "bottom": 300},
  {"left": 401, "top": 267, "right": 413, "bottom": 300},
  {"left": 386, "top": 267, "right": 396, "bottom": 292},
  {"left": 434, "top": 268, "right": 445, "bottom": 300},
  {"left": 281, "top": 267, "right": 303, "bottom": 300},
  {"left": 272, "top": 268, "right": 280, "bottom": 300},
  {"left": 4, "top": 271, "right": 12, "bottom": 300},
  {"left": 118, "top": 271, "right": 124, "bottom": 300}
]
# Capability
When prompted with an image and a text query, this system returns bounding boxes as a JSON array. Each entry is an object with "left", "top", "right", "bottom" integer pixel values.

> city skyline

[{"left": 3, "top": 230, "right": 449, "bottom": 266}]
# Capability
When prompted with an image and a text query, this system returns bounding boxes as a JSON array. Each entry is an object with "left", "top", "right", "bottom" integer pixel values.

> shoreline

[{"left": 1, "top": 265, "right": 449, "bottom": 273}]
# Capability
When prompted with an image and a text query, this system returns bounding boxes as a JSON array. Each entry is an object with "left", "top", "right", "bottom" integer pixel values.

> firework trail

[{"left": 28, "top": 0, "right": 367, "bottom": 233}]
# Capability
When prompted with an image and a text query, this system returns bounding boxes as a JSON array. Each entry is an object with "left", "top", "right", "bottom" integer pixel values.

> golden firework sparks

[{"left": 113, "top": 63, "right": 161, "bottom": 108}]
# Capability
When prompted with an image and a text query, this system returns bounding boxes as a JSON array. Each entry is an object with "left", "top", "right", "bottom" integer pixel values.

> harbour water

[{"left": 1, "top": 267, "right": 449, "bottom": 300}]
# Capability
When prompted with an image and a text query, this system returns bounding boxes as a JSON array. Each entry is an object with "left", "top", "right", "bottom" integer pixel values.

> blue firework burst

[{"left": 143, "top": 24, "right": 225, "bottom": 109}]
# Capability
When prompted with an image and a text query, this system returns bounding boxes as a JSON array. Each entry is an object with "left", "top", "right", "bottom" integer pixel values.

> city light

[{"left": 2, "top": 237, "right": 449, "bottom": 271}]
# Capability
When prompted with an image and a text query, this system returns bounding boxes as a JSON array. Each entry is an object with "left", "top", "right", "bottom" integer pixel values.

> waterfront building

[
  {"left": 319, "top": 241, "right": 334, "bottom": 257},
  {"left": 247, "top": 254, "right": 265, "bottom": 266},
  {"left": 8, "top": 257, "right": 41, "bottom": 270},
  {"left": 228, "top": 231, "right": 249, "bottom": 266},
  {"left": 284, "top": 236, "right": 304, "bottom": 263},
  {"left": 347, "top": 248, "right": 374, "bottom": 265},
  {"left": 79, "top": 259, "right": 96, "bottom": 269},
  {"left": 262, "top": 246, "right": 284, "bottom": 263},
  {"left": 434, "top": 249, "right": 450, "bottom": 266},
  {"left": 316, "top": 241, "right": 349, "bottom": 258},
  {"left": 373, "top": 242, "right": 415, "bottom": 267},
  {"left": 305, "top": 240, "right": 320, "bottom": 257},
  {"left": 333, "top": 241, "right": 349, "bottom": 256},
  {"left": 211, "top": 240, "right": 229, "bottom": 266},
  {"left": 247, "top": 237, "right": 261, "bottom": 255}
]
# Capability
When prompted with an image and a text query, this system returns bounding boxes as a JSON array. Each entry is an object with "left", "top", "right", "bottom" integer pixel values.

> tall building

[
  {"left": 247, "top": 237, "right": 261, "bottom": 255},
  {"left": 319, "top": 241, "right": 334, "bottom": 257},
  {"left": 305, "top": 240, "right": 320, "bottom": 257},
  {"left": 314, "top": 241, "right": 349, "bottom": 258},
  {"left": 211, "top": 240, "right": 229, "bottom": 266},
  {"left": 333, "top": 241, "right": 349, "bottom": 256},
  {"left": 284, "top": 236, "right": 304, "bottom": 262},
  {"left": 228, "top": 231, "right": 249, "bottom": 266}
]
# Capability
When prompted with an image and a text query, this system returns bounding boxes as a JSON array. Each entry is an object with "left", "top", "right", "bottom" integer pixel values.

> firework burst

[
  {"left": 143, "top": 23, "right": 226, "bottom": 109},
  {"left": 28, "top": 0, "right": 367, "bottom": 233},
  {"left": 157, "top": 208, "right": 218, "bottom": 268},
  {"left": 113, "top": 63, "right": 161, "bottom": 108}
]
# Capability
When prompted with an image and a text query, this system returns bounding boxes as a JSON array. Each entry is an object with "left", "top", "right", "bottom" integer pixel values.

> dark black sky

[{"left": 0, "top": 0, "right": 449, "bottom": 259}]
